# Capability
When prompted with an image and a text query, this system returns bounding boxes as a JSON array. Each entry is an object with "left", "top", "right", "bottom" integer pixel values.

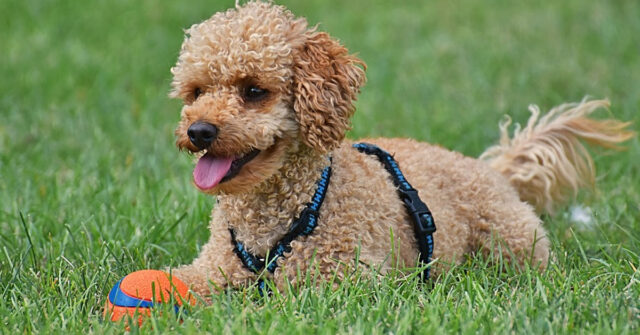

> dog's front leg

[{"left": 168, "top": 216, "right": 257, "bottom": 300}]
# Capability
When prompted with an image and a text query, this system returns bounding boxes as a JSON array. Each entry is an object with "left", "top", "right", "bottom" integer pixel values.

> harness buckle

[{"left": 398, "top": 188, "right": 436, "bottom": 235}]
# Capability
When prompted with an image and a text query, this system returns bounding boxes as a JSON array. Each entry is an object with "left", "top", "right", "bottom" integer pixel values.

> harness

[
  {"left": 229, "top": 163, "right": 332, "bottom": 278},
  {"left": 353, "top": 143, "right": 437, "bottom": 280},
  {"left": 229, "top": 143, "right": 436, "bottom": 288}
]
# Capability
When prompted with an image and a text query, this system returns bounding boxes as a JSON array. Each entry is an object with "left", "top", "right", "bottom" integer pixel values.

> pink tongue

[{"left": 193, "top": 154, "right": 233, "bottom": 190}]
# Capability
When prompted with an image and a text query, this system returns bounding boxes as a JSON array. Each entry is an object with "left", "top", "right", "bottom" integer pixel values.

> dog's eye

[
  {"left": 194, "top": 87, "right": 202, "bottom": 99},
  {"left": 243, "top": 85, "right": 268, "bottom": 102}
]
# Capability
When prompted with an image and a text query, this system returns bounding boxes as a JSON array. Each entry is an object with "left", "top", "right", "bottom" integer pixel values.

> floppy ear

[{"left": 292, "top": 31, "right": 366, "bottom": 152}]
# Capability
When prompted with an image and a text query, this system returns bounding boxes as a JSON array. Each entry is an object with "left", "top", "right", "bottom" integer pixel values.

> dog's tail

[{"left": 480, "top": 99, "right": 634, "bottom": 214}]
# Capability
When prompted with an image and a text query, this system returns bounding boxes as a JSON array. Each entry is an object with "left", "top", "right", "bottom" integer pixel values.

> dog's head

[{"left": 170, "top": 1, "right": 365, "bottom": 194}]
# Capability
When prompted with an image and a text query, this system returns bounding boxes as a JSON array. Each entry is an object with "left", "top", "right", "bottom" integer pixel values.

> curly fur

[
  {"left": 293, "top": 31, "right": 366, "bottom": 152},
  {"left": 167, "top": 1, "right": 634, "bottom": 297},
  {"left": 480, "top": 99, "right": 635, "bottom": 214}
]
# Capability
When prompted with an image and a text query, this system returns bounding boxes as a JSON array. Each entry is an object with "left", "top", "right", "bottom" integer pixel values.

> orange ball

[{"left": 104, "top": 270, "right": 194, "bottom": 325}]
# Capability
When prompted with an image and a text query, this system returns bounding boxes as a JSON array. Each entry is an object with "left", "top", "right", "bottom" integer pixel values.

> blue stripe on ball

[
  {"left": 108, "top": 276, "right": 183, "bottom": 315},
  {"left": 109, "top": 278, "right": 155, "bottom": 308}
]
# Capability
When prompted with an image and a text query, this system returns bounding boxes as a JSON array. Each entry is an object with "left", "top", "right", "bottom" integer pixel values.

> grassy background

[{"left": 1, "top": 0, "right": 639, "bottom": 333}]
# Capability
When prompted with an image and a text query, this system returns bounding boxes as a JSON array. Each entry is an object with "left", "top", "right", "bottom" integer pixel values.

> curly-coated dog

[{"left": 168, "top": 1, "right": 633, "bottom": 296}]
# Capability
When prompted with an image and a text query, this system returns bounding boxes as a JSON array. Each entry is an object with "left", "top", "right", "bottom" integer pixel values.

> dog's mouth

[{"left": 193, "top": 148, "right": 261, "bottom": 190}]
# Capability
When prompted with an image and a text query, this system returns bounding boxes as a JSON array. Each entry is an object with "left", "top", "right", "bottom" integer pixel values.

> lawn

[{"left": 1, "top": 0, "right": 639, "bottom": 333}]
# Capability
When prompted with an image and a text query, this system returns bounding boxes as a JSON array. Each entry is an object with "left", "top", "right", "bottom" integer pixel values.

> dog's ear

[{"left": 292, "top": 31, "right": 366, "bottom": 152}]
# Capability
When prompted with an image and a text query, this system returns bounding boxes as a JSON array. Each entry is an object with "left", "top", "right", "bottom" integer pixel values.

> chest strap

[
  {"left": 229, "top": 163, "right": 332, "bottom": 277},
  {"left": 353, "top": 142, "right": 436, "bottom": 280}
]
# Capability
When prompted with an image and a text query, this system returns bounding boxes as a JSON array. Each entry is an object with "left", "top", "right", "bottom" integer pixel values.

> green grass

[{"left": 1, "top": 0, "right": 639, "bottom": 333}]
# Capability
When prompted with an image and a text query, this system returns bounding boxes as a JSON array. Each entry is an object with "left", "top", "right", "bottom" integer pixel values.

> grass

[{"left": 1, "top": 0, "right": 639, "bottom": 333}]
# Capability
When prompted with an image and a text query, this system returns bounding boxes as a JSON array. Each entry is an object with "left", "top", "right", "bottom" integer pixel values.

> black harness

[
  {"left": 229, "top": 163, "right": 332, "bottom": 278},
  {"left": 229, "top": 143, "right": 436, "bottom": 288},
  {"left": 353, "top": 143, "right": 437, "bottom": 280}
]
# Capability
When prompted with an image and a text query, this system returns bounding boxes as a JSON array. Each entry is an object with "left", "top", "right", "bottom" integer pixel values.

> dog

[{"left": 167, "top": 1, "right": 633, "bottom": 296}]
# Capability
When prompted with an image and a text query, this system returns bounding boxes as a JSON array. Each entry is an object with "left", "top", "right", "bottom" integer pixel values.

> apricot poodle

[{"left": 168, "top": 1, "right": 633, "bottom": 296}]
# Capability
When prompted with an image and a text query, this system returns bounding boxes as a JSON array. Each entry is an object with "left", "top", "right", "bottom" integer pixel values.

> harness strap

[
  {"left": 230, "top": 142, "right": 435, "bottom": 286},
  {"left": 230, "top": 163, "right": 332, "bottom": 277},
  {"left": 353, "top": 142, "right": 436, "bottom": 280}
]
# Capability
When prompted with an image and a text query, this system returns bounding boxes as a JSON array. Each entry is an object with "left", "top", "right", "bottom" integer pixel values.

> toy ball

[{"left": 104, "top": 270, "right": 193, "bottom": 324}]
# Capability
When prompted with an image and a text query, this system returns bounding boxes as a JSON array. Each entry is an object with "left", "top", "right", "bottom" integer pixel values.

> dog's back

[{"left": 353, "top": 101, "right": 633, "bottom": 271}]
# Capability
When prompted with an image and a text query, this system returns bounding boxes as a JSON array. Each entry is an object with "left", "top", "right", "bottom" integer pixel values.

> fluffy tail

[{"left": 480, "top": 99, "right": 635, "bottom": 214}]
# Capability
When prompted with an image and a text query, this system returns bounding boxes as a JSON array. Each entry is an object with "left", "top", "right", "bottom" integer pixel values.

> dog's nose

[{"left": 187, "top": 122, "right": 218, "bottom": 150}]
